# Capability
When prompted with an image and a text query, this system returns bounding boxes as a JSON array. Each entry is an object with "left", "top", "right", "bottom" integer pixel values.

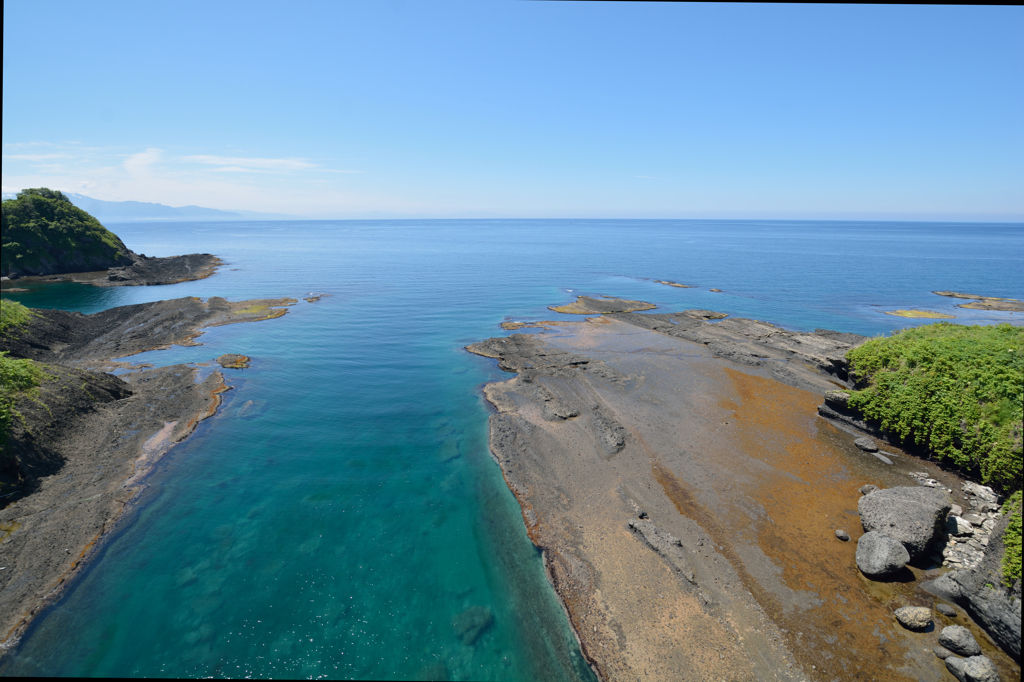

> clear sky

[{"left": 3, "top": 1, "right": 1022, "bottom": 220}]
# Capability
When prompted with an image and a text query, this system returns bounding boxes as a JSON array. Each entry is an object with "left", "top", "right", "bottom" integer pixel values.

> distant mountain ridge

[{"left": 1, "top": 192, "right": 297, "bottom": 222}]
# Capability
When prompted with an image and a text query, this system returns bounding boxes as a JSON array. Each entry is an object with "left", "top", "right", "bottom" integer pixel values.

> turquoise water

[{"left": 2, "top": 219, "right": 1022, "bottom": 679}]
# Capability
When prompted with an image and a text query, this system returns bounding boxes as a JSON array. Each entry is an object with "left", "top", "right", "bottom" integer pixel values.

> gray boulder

[
  {"left": 939, "top": 625, "right": 982, "bottom": 656},
  {"left": 835, "top": 529, "right": 850, "bottom": 541},
  {"left": 934, "top": 646, "right": 954, "bottom": 659},
  {"left": 894, "top": 605, "right": 932, "bottom": 630},
  {"left": 854, "top": 437, "right": 879, "bottom": 452},
  {"left": 937, "top": 603, "right": 957, "bottom": 617},
  {"left": 858, "top": 486, "right": 952, "bottom": 558},
  {"left": 856, "top": 532, "right": 910, "bottom": 577},
  {"left": 947, "top": 515, "right": 975, "bottom": 536},
  {"left": 859, "top": 484, "right": 879, "bottom": 495},
  {"left": 945, "top": 655, "right": 1001, "bottom": 682}
]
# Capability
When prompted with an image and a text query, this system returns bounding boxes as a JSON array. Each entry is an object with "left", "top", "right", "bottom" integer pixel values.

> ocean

[{"left": 2, "top": 219, "right": 1022, "bottom": 679}]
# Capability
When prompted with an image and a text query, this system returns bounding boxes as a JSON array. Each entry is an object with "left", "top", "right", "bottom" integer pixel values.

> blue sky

[{"left": 3, "top": 1, "right": 1022, "bottom": 220}]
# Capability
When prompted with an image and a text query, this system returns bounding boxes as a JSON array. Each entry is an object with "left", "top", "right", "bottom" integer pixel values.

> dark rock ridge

[
  {"left": 549, "top": 295, "right": 657, "bottom": 314},
  {"left": 0, "top": 296, "right": 296, "bottom": 366},
  {"left": 858, "top": 486, "right": 952, "bottom": 559},
  {"left": 922, "top": 509, "right": 1022, "bottom": 662},
  {"left": 103, "top": 252, "right": 221, "bottom": 286}
]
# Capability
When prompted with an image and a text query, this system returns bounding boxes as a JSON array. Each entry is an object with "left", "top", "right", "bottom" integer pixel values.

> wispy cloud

[
  {"left": 2, "top": 153, "right": 73, "bottom": 161},
  {"left": 181, "top": 155, "right": 319, "bottom": 171},
  {"left": 123, "top": 148, "right": 163, "bottom": 175}
]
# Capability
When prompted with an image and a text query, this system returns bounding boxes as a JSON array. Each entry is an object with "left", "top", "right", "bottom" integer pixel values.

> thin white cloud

[
  {"left": 2, "top": 153, "right": 73, "bottom": 161},
  {"left": 181, "top": 155, "right": 318, "bottom": 171},
  {"left": 123, "top": 148, "right": 163, "bottom": 175}
]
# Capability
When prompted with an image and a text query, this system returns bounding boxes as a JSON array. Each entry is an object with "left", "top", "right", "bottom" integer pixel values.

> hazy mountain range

[{"left": 1, "top": 192, "right": 299, "bottom": 222}]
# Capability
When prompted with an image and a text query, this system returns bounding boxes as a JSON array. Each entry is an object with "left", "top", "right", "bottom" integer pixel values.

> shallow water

[{"left": 2, "top": 219, "right": 1021, "bottom": 679}]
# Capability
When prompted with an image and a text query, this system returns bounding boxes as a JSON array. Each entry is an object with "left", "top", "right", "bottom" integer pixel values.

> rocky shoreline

[
  {"left": 1, "top": 251, "right": 222, "bottom": 290},
  {"left": 0, "top": 294, "right": 295, "bottom": 651},
  {"left": 468, "top": 305, "right": 1020, "bottom": 681}
]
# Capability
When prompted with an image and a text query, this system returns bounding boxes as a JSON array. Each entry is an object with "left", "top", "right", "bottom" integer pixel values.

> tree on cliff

[{"left": 1, "top": 188, "right": 133, "bottom": 278}]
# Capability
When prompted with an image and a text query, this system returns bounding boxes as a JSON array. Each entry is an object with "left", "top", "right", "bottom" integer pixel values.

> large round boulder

[
  {"left": 856, "top": 531, "right": 910, "bottom": 577},
  {"left": 858, "top": 486, "right": 952, "bottom": 558},
  {"left": 939, "top": 625, "right": 982, "bottom": 657},
  {"left": 894, "top": 606, "right": 932, "bottom": 630}
]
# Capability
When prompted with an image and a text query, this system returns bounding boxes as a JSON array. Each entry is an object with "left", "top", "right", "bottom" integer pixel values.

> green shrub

[
  {"left": 0, "top": 351, "right": 45, "bottom": 445},
  {"left": 0, "top": 298, "right": 33, "bottom": 333},
  {"left": 846, "top": 323, "right": 1023, "bottom": 492},
  {"left": 1002, "top": 491, "right": 1022, "bottom": 585}
]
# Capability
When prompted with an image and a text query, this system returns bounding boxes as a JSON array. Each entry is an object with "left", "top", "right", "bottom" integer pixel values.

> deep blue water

[{"left": 1, "top": 219, "right": 1022, "bottom": 680}]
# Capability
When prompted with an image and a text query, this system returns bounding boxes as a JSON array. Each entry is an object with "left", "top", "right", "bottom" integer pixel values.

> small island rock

[
  {"left": 945, "top": 655, "right": 1001, "bottom": 682},
  {"left": 894, "top": 606, "right": 932, "bottom": 630},
  {"left": 216, "top": 354, "right": 251, "bottom": 369},
  {"left": 939, "top": 625, "right": 982, "bottom": 657},
  {"left": 856, "top": 531, "right": 910, "bottom": 577}
]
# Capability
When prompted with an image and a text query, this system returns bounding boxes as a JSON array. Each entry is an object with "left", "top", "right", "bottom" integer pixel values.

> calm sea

[{"left": 2, "top": 220, "right": 1022, "bottom": 680}]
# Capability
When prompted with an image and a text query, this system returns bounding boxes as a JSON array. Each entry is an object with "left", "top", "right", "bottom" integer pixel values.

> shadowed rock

[{"left": 856, "top": 531, "right": 909, "bottom": 577}]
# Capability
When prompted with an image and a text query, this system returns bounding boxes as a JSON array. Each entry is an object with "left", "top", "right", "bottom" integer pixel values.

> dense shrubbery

[
  {"left": 1, "top": 188, "right": 132, "bottom": 277},
  {"left": 846, "top": 323, "right": 1023, "bottom": 493},
  {"left": 1002, "top": 491, "right": 1021, "bottom": 585},
  {"left": 0, "top": 350, "right": 44, "bottom": 447}
]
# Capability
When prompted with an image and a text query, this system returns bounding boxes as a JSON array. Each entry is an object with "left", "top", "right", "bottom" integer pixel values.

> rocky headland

[
  {"left": 467, "top": 303, "right": 1021, "bottom": 681},
  {"left": 932, "top": 292, "right": 1024, "bottom": 313},
  {"left": 0, "top": 295, "right": 295, "bottom": 650}
]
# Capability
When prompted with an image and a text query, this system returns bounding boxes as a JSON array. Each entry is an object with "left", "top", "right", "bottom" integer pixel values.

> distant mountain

[{"left": 1, "top": 192, "right": 299, "bottom": 222}]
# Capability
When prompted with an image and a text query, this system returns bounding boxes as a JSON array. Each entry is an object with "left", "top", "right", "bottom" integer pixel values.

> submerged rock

[
  {"left": 856, "top": 531, "right": 909, "bottom": 577},
  {"left": 452, "top": 606, "right": 493, "bottom": 646},
  {"left": 937, "top": 603, "right": 957, "bottom": 617},
  {"left": 858, "top": 486, "right": 952, "bottom": 558},
  {"left": 939, "top": 625, "right": 982, "bottom": 656},
  {"left": 894, "top": 606, "right": 932, "bottom": 630}
]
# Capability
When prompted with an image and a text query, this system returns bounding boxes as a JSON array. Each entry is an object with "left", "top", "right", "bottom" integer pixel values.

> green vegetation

[
  {"left": 0, "top": 351, "right": 45, "bottom": 446},
  {"left": 1001, "top": 491, "right": 1021, "bottom": 585},
  {"left": 0, "top": 298, "right": 34, "bottom": 334},
  {"left": 1, "top": 188, "right": 132, "bottom": 277},
  {"left": 846, "top": 323, "right": 1023, "bottom": 493}
]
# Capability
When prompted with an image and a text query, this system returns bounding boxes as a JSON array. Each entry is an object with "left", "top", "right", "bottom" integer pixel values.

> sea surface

[{"left": 2, "top": 219, "right": 1022, "bottom": 680}]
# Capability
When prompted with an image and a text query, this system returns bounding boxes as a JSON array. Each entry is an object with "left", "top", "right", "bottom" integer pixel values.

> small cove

[{"left": 1, "top": 219, "right": 1021, "bottom": 679}]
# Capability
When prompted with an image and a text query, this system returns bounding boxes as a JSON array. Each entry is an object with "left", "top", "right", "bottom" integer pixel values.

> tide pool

[{"left": 2, "top": 219, "right": 1021, "bottom": 679}]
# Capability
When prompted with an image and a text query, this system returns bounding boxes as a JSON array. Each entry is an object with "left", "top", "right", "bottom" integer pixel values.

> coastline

[
  {"left": 468, "top": 310, "right": 1021, "bottom": 681},
  {"left": 0, "top": 295, "right": 295, "bottom": 654}
]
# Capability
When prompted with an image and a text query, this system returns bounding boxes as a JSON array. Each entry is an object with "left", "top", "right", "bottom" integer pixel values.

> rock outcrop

[{"left": 858, "top": 486, "right": 952, "bottom": 559}]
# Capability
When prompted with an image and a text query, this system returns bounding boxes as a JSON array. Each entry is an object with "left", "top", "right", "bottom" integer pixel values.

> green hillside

[{"left": 1, "top": 188, "right": 133, "bottom": 277}]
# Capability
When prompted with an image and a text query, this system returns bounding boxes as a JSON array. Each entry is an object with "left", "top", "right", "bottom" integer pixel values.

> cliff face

[{"left": 1, "top": 188, "right": 133, "bottom": 277}]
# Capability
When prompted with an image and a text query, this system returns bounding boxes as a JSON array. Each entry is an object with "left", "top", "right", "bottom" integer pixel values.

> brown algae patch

[
  {"left": 710, "top": 367, "right": 944, "bottom": 680},
  {"left": 884, "top": 310, "right": 956, "bottom": 319}
]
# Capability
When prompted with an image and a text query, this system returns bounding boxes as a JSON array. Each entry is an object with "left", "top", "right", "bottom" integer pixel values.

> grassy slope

[{"left": 1, "top": 188, "right": 132, "bottom": 277}]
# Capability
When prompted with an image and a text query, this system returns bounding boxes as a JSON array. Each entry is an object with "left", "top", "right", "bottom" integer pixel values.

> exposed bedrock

[
  {"left": 104, "top": 252, "right": 221, "bottom": 286},
  {"left": 0, "top": 296, "right": 296, "bottom": 366},
  {"left": 858, "top": 486, "right": 952, "bottom": 559},
  {"left": 922, "top": 510, "right": 1022, "bottom": 662}
]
